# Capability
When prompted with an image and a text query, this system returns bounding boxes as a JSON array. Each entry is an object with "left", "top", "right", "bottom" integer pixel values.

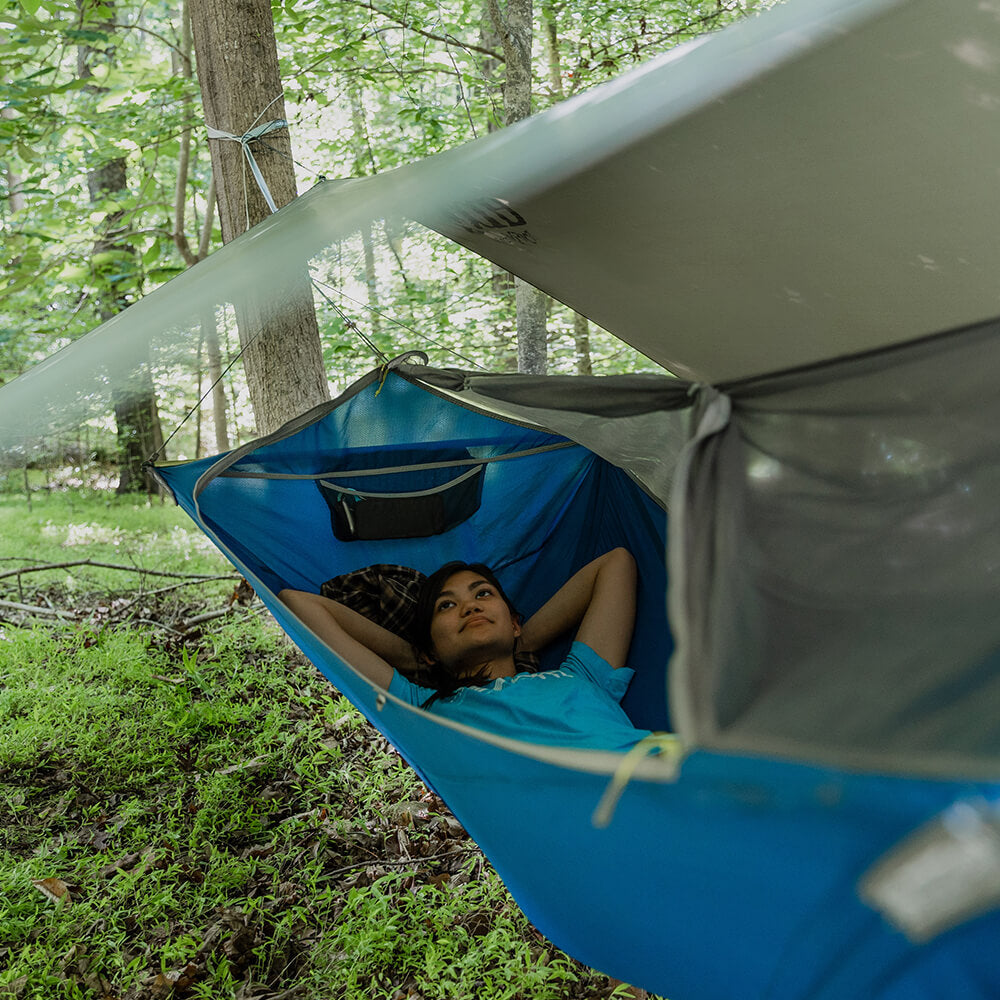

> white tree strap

[{"left": 206, "top": 118, "right": 288, "bottom": 217}]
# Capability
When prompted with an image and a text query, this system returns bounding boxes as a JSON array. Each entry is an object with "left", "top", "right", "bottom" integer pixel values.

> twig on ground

[
  {"left": 0, "top": 598, "right": 76, "bottom": 620},
  {"left": 0, "top": 559, "right": 236, "bottom": 583},
  {"left": 132, "top": 618, "right": 187, "bottom": 636},
  {"left": 139, "top": 576, "right": 236, "bottom": 598},
  {"left": 197, "top": 605, "right": 270, "bottom": 637},
  {"left": 322, "top": 849, "right": 479, "bottom": 879},
  {"left": 181, "top": 608, "right": 237, "bottom": 628},
  {"left": 102, "top": 576, "right": 240, "bottom": 621}
]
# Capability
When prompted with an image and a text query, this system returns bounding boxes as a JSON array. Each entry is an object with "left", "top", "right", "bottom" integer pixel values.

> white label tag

[{"left": 859, "top": 800, "right": 1000, "bottom": 942}]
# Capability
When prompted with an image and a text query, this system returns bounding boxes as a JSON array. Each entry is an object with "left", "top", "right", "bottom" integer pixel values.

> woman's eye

[
  {"left": 436, "top": 600, "right": 454, "bottom": 612},
  {"left": 476, "top": 588, "right": 492, "bottom": 598}
]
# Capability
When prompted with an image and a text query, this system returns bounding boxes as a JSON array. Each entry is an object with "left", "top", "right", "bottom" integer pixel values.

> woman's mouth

[{"left": 462, "top": 615, "right": 491, "bottom": 630}]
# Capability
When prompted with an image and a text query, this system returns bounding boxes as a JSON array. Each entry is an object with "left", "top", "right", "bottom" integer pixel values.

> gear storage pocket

[{"left": 317, "top": 453, "right": 486, "bottom": 541}]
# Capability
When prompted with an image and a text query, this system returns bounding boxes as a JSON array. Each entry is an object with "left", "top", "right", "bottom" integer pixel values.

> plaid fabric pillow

[
  {"left": 321, "top": 564, "right": 425, "bottom": 643},
  {"left": 319, "top": 563, "right": 540, "bottom": 677}
]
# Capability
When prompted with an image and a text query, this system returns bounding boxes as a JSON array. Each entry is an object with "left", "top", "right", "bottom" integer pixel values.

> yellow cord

[{"left": 592, "top": 733, "right": 684, "bottom": 828}]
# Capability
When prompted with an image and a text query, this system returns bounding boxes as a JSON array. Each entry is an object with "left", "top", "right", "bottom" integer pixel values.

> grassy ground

[{"left": 0, "top": 487, "right": 653, "bottom": 1000}]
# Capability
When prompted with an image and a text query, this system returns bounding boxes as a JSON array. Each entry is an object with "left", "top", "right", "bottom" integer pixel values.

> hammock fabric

[{"left": 155, "top": 353, "right": 1000, "bottom": 1000}]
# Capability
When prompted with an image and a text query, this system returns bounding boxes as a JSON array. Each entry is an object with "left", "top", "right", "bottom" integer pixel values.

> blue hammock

[{"left": 155, "top": 362, "right": 1000, "bottom": 1000}]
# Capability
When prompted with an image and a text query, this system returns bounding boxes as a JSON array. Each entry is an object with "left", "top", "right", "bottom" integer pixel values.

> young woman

[{"left": 278, "top": 547, "right": 650, "bottom": 751}]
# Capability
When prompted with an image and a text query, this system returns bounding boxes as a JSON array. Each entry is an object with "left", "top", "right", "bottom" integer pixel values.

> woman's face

[{"left": 428, "top": 569, "right": 521, "bottom": 672}]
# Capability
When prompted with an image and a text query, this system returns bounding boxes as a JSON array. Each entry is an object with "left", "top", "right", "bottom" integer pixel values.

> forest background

[
  {"left": 1, "top": 0, "right": 771, "bottom": 490},
  {"left": 2, "top": 1, "right": 768, "bottom": 998}
]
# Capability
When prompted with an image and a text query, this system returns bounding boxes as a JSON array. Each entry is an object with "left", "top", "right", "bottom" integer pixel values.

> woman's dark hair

[{"left": 411, "top": 561, "right": 527, "bottom": 705}]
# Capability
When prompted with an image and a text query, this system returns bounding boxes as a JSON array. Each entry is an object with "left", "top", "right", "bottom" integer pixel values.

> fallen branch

[
  {"left": 180, "top": 608, "right": 237, "bottom": 628},
  {"left": 0, "top": 559, "right": 236, "bottom": 583},
  {"left": 0, "top": 598, "right": 76, "bottom": 620},
  {"left": 196, "top": 605, "right": 271, "bottom": 638},
  {"left": 98, "top": 577, "right": 242, "bottom": 621}
]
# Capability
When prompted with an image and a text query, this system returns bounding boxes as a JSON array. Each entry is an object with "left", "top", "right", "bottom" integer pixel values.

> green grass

[{"left": 0, "top": 488, "right": 648, "bottom": 1000}]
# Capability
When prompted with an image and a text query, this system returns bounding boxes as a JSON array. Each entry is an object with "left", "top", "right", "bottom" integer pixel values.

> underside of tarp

[
  {"left": 7, "top": 0, "right": 1000, "bottom": 447},
  {"left": 423, "top": 0, "right": 1000, "bottom": 380}
]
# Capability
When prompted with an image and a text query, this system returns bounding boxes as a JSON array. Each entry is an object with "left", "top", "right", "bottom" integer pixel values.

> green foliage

[{"left": 1, "top": 0, "right": 210, "bottom": 386}]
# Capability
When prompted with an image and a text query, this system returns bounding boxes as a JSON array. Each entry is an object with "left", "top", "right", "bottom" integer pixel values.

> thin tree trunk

[
  {"left": 2, "top": 107, "right": 25, "bottom": 214},
  {"left": 203, "top": 305, "right": 231, "bottom": 453},
  {"left": 77, "top": 0, "right": 164, "bottom": 495},
  {"left": 360, "top": 224, "right": 381, "bottom": 338},
  {"left": 349, "top": 82, "right": 381, "bottom": 338},
  {"left": 516, "top": 283, "right": 547, "bottom": 373},
  {"left": 542, "top": 2, "right": 562, "bottom": 97},
  {"left": 573, "top": 311, "right": 593, "bottom": 375},
  {"left": 543, "top": 6, "right": 593, "bottom": 375},
  {"left": 224, "top": 312, "right": 241, "bottom": 447},
  {"left": 171, "top": 0, "right": 199, "bottom": 267},
  {"left": 194, "top": 338, "right": 204, "bottom": 459},
  {"left": 480, "top": 0, "right": 516, "bottom": 360},
  {"left": 190, "top": 0, "right": 329, "bottom": 435},
  {"left": 488, "top": 0, "right": 548, "bottom": 374},
  {"left": 479, "top": 5, "right": 504, "bottom": 133}
]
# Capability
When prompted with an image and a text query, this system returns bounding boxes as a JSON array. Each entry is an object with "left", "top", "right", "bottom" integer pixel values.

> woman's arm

[
  {"left": 518, "top": 548, "right": 637, "bottom": 669},
  {"left": 277, "top": 589, "right": 420, "bottom": 689}
]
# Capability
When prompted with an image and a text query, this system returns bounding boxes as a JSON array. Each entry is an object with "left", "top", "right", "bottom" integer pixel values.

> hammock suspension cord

[{"left": 147, "top": 318, "right": 261, "bottom": 464}]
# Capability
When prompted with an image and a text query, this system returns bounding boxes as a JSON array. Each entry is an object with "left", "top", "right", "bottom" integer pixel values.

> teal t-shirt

[{"left": 388, "top": 640, "right": 651, "bottom": 752}]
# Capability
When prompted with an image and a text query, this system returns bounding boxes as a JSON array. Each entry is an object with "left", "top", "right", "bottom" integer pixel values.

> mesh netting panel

[{"left": 676, "top": 317, "right": 1000, "bottom": 775}]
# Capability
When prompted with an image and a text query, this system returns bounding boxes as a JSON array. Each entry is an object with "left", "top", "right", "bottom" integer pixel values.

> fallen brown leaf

[
  {"left": 214, "top": 757, "right": 266, "bottom": 776},
  {"left": 391, "top": 801, "right": 429, "bottom": 826},
  {"left": 32, "top": 876, "right": 71, "bottom": 904},
  {"left": 99, "top": 851, "right": 142, "bottom": 878},
  {"left": 456, "top": 908, "right": 492, "bottom": 936},
  {"left": 147, "top": 962, "right": 199, "bottom": 998},
  {"left": 0, "top": 975, "right": 28, "bottom": 998}
]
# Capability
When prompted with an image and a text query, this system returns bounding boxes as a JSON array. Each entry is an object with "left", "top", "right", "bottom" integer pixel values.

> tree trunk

[
  {"left": 194, "top": 341, "right": 204, "bottom": 459},
  {"left": 168, "top": 0, "right": 231, "bottom": 455},
  {"left": 92, "top": 155, "right": 164, "bottom": 494},
  {"left": 77, "top": 1, "right": 164, "bottom": 495},
  {"left": 542, "top": 4, "right": 596, "bottom": 375},
  {"left": 2, "top": 107, "right": 25, "bottom": 214},
  {"left": 190, "top": 0, "right": 329, "bottom": 435},
  {"left": 488, "top": 0, "right": 547, "bottom": 374},
  {"left": 573, "top": 311, "right": 593, "bottom": 375},
  {"left": 479, "top": 0, "right": 516, "bottom": 353},
  {"left": 516, "top": 282, "right": 547, "bottom": 373},
  {"left": 203, "top": 306, "right": 231, "bottom": 453},
  {"left": 542, "top": 1, "right": 563, "bottom": 98},
  {"left": 349, "top": 83, "right": 381, "bottom": 338},
  {"left": 479, "top": 4, "right": 504, "bottom": 133}
]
